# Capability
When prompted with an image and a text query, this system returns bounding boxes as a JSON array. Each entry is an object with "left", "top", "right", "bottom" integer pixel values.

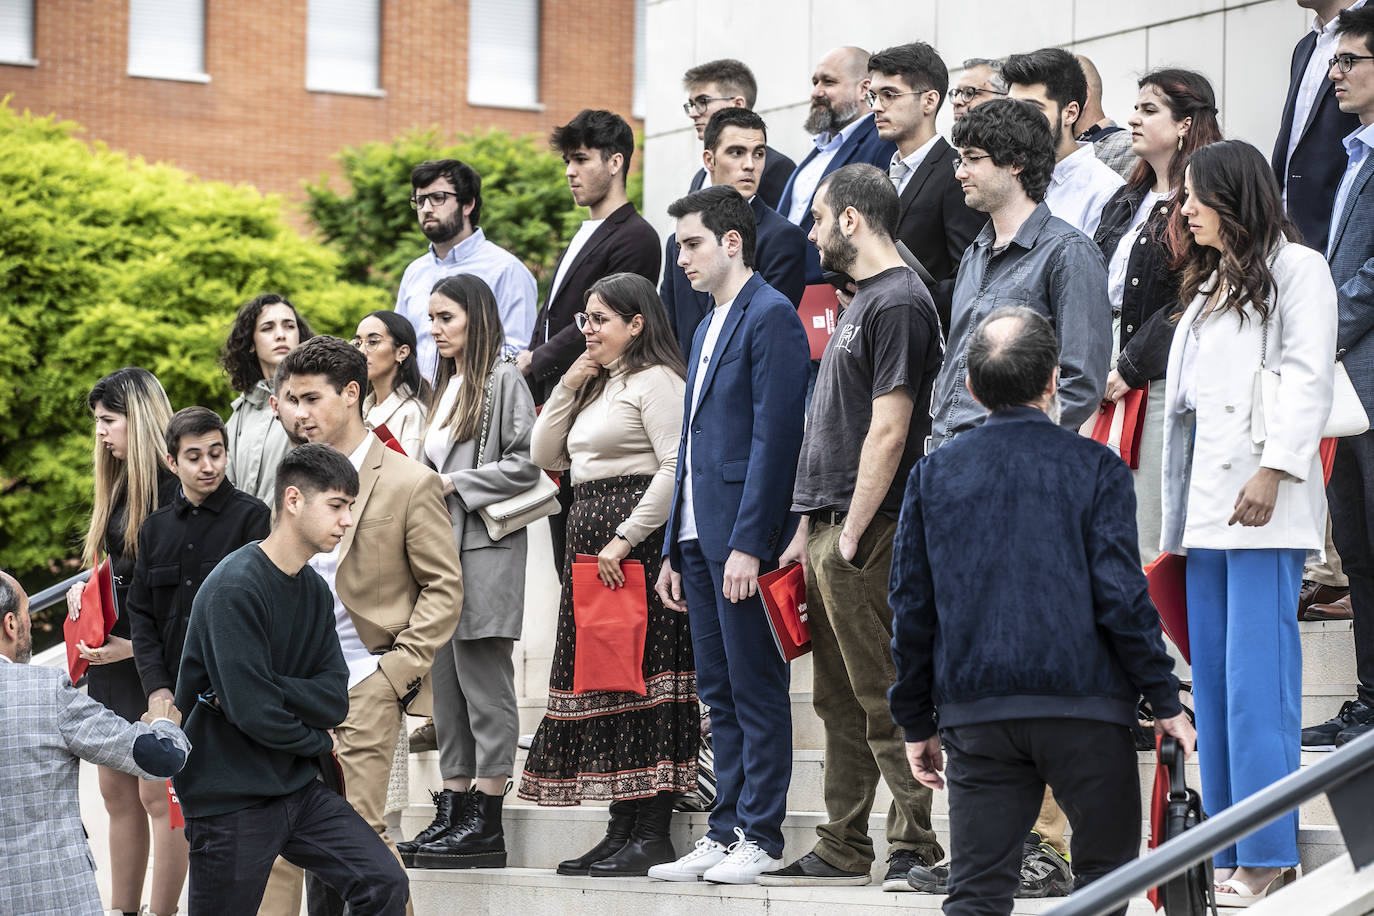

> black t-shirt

[{"left": 792, "top": 266, "right": 943, "bottom": 517}]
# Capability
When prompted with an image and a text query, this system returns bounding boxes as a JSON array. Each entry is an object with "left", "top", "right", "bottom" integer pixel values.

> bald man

[
  {"left": 1074, "top": 54, "right": 1139, "bottom": 179},
  {"left": 778, "top": 45, "right": 897, "bottom": 282}
]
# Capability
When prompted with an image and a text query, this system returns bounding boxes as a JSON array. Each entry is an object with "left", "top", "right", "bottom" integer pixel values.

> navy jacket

[
  {"left": 661, "top": 195, "right": 808, "bottom": 358},
  {"left": 777, "top": 115, "right": 896, "bottom": 282},
  {"left": 690, "top": 144, "right": 797, "bottom": 213},
  {"left": 664, "top": 272, "right": 811, "bottom": 566},
  {"left": 888, "top": 408, "right": 1182, "bottom": 743},
  {"left": 1272, "top": 28, "right": 1360, "bottom": 253}
]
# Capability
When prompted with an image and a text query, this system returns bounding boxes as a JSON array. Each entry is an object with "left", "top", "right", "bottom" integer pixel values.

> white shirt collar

[
  {"left": 1051, "top": 143, "right": 1099, "bottom": 185},
  {"left": 891, "top": 134, "right": 942, "bottom": 175},
  {"left": 1313, "top": 0, "right": 1368, "bottom": 35},
  {"left": 812, "top": 113, "right": 871, "bottom": 151}
]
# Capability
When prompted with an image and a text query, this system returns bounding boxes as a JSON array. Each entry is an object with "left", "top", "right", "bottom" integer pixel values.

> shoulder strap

[{"left": 474, "top": 358, "right": 512, "bottom": 469}]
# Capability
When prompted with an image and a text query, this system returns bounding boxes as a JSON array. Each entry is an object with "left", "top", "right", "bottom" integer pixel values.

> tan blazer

[{"left": 336, "top": 435, "right": 464, "bottom": 716}]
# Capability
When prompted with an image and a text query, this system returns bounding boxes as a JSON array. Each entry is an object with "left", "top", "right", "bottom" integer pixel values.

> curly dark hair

[
  {"left": 219, "top": 293, "right": 315, "bottom": 394},
  {"left": 951, "top": 98, "right": 1056, "bottom": 203}
]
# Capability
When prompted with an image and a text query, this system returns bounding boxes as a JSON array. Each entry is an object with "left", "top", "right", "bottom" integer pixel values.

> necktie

[{"left": 888, "top": 157, "right": 911, "bottom": 191}]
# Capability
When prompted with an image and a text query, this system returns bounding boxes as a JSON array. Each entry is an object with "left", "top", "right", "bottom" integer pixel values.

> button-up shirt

[
  {"left": 1043, "top": 143, "right": 1124, "bottom": 237},
  {"left": 126, "top": 478, "right": 272, "bottom": 696},
  {"left": 1287, "top": 0, "right": 1369, "bottom": 207},
  {"left": 786, "top": 114, "right": 873, "bottom": 224},
  {"left": 394, "top": 228, "right": 538, "bottom": 380},
  {"left": 1329, "top": 121, "right": 1374, "bottom": 257},
  {"left": 889, "top": 133, "right": 942, "bottom": 196},
  {"left": 929, "top": 202, "right": 1111, "bottom": 450}
]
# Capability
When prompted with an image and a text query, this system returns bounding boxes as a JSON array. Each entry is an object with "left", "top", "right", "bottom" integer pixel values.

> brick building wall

[{"left": 2, "top": 1, "right": 641, "bottom": 200}]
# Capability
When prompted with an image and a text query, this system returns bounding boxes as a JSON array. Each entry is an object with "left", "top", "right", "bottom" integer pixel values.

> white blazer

[
  {"left": 363, "top": 383, "right": 428, "bottom": 459},
  {"left": 1160, "top": 240, "right": 1337, "bottom": 554}
]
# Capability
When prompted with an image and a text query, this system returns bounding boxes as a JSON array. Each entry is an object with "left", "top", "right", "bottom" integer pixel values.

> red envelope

[
  {"left": 372, "top": 423, "right": 407, "bottom": 456},
  {"left": 64, "top": 556, "right": 118, "bottom": 683},
  {"left": 1083, "top": 384, "right": 1149, "bottom": 468},
  {"left": 798, "top": 285, "right": 840, "bottom": 360},
  {"left": 571, "top": 555, "right": 648, "bottom": 695},
  {"left": 1145, "top": 551, "right": 1189, "bottom": 664},
  {"left": 758, "top": 563, "right": 812, "bottom": 662},
  {"left": 1321, "top": 437, "right": 1337, "bottom": 485}
]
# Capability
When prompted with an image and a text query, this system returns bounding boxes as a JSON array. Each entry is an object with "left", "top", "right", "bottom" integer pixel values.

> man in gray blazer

[
  {"left": 1308, "top": 6, "right": 1374, "bottom": 749},
  {"left": 0, "top": 571, "right": 190, "bottom": 916}
]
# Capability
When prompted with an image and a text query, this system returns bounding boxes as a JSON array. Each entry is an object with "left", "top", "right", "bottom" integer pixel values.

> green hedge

[{"left": 0, "top": 100, "right": 389, "bottom": 577}]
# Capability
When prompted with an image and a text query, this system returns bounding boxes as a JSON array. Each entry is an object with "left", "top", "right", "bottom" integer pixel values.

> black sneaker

[
  {"left": 906, "top": 861, "right": 950, "bottom": 893},
  {"left": 755, "top": 851, "right": 871, "bottom": 886},
  {"left": 1336, "top": 718, "right": 1374, "bottom": 748},
  {"left": 1017, "top": 843, "right": 1073, "bottom": 898},
  {"left": 883, "top": 849, "right": 929, "bottom": 892},
  {"left": 1303, "top": 699, "right": 1374, "bottom": 750}
]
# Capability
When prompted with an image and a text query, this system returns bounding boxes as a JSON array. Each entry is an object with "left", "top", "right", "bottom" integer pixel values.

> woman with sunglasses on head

[
  {"left": 398, "top": 275, "right": 540, "bottom": 870},
  {"left": 64, "top": 367, "right": 182, "bottom": 916},
  {"left": 1160, "top": 139, "right": 1338, "bottom": 906},
  {"left": 219, "top": 292, "right": 314, "bottom": 504},
  {"left": 353, "top": 310, "right": 432, "bottom": 457},
  {"left": 519, "top": 273, "right": 695, "bottom": 877},
  {"left": 1094, "top": 68, "right": 1222, "bottom": 564}
]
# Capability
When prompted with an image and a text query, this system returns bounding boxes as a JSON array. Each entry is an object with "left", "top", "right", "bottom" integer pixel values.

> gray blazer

[
  {"left": 1329, "top": 154, "right": 1374, "bottom": 417},
  {"left": 426, "top": 360, "right": 540, "bottom": 640},
  {"left": 0, "top": 661, "right": 191, "bottom": 916}
]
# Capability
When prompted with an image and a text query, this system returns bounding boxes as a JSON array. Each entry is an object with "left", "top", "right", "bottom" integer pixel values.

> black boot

[
  {"left": 587, "top": 792, "right": 679, "bottom": 877},
  {"left": 397, "top": 789, "right": 464, "bottom": 867},
  {"left": 556, "top": 800, "right": 639, "bottom": 875},
  {"left": 412, "top": 785, "right": 509, "bottom": 869}
]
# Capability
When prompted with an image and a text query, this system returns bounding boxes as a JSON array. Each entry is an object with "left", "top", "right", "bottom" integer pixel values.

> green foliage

[{"left": 0, "top": 100, "right": 389, "bottom": 576}]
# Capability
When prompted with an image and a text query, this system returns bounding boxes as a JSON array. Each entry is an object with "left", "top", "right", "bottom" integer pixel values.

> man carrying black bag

[{"left": 887, "top": 307, "right": 1195, "bottom": 915}]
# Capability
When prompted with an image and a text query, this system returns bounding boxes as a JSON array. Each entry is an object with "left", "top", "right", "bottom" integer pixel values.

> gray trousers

[{"left": 431, "top": 636, "right": 519, "bottom": 779}]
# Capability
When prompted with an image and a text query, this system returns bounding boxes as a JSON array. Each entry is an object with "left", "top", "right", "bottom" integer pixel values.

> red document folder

[
  {"left": 758, "top": 563, "right": 811, "bottom": 661},
  {"left": 1083, "top": 383, "right": 1149, "bottom": 468},
  {"left": 797, "top": 284, "right": 840, "bottom": 360},
  {"left": 1145, "top": 552, "right": 1189, "bottom": 664},
  {"left": 64, "top": 556, "right": 118, "bottom": 683}
]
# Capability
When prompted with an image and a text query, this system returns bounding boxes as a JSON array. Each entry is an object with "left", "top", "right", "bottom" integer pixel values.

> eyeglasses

[
  {"left": 574, "top": 312, "right": 621, "bottom": 332},
  {"left": 951, "top": 153, "right": 993, "bottom": 170},
  {"left": 350, "top": 335, "right": 386, "bottom": 352},
  {"left": 409, "top": 191, "right": 457, "bottom": 210},
  {"left": 683, "top": 95, "right": 735, "bottom": 116},
  {"left": 1330, "top": 53, "right": 1374, "bottom": 73},
  {"left": 950, "top": 86, "right": 1008, "bottom": 104},
  {"left": 865, "top": 87, "right": 929, "bottom": 108}
]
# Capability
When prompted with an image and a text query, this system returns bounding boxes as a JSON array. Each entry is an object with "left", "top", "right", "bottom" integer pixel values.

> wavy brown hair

[
  {"left": 571, "top": 273, "right": 688, "bottom": 418},
  {"left": 426, "top": 275, "right": 506, "bottom": 443},
  {"left": 1177, "top": 140, "right": 1298, "bottom": 324},
  {"left": 219, "top": 293, "right": 315, "bottom": 393}
]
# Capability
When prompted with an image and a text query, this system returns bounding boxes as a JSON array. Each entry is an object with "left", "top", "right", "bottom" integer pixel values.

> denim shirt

[{"left": 929, "top": 202, "right": 1111, "bottom": 450}]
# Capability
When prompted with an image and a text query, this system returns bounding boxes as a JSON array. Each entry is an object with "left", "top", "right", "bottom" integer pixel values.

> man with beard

[
  {"left": 394, "top": 159, "right": 537, "bottom": 381},
  {"left": 757, "top": 163, "right": 945, "bottom": 891},
  {"left": 1004, "top": 48, "right": 1123, "bottom": 237},
  {"left": 778, "top": 46, "right": 896, "bottom": 282}
]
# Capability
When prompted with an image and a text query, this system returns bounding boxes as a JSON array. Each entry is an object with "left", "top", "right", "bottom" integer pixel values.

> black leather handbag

[{"left": 1157, "top": 736, "right": 1217, "bottom": 916}]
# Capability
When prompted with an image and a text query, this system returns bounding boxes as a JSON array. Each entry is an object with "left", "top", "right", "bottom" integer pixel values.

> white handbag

[
  {"left": 473, "top": 361, "right": 561, "bottom": 541},
  {"left": 1251, "top": 314, "right": 1369, "bottom": 447}
]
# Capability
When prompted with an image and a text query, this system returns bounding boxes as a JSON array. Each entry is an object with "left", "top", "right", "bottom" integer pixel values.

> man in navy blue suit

[
  {"left": 662, "top": 108, "right": 809, "bottom": 357},
  {"left": 650, "top": 186, "right": 811, "bottom": 885},
  {"left": 778, "top": 46, "right": 898, "bottom": 283}
]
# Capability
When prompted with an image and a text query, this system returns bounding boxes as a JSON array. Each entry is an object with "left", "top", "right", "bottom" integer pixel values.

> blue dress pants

[
  {"left": 1184, "top": 547, "right": 1303, "bottom": 868},
  {"left": 678, "top": 539, "right": 791, "bottom": 857}
]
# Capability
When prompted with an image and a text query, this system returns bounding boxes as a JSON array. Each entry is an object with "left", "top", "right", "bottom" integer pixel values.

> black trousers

[
  {"left": 184, "top": 780, "right": 407, "bottom": 916},
  {"left": 942, "top": 719, "right": 1139, "bottom": 916},
  {"left": 1328, "top": 432, "right": 1374, "bottom": 704},
  {"left": 546, "top": 473, "right": 576, "bottom": 582}
]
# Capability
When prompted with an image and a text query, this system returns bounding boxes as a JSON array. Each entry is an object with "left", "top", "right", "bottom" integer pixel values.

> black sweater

[{"left": 172, "top": 543, "right": 348, "bottom": 818}]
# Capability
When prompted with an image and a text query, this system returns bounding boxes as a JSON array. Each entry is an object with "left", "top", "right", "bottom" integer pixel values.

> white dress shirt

[
  {"left": 889, "top": 134, "right": 942, "bottom": 196},
  {"left": 1044, "top": 143, "right": 1125, "bottom": 237},
  {"left": 678, "top": 297, "right": 735, "bottom": 542},
  {"left": 786, "top": 114, "right": 874, "bottom": 225}
]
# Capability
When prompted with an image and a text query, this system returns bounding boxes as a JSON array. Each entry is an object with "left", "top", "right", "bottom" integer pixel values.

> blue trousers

[
  {"left": 678, "top": 539, "right": 791, "bottom": 857},
  {"left": 1185, "top": 547, "right": 1303, "bottom": 868}
]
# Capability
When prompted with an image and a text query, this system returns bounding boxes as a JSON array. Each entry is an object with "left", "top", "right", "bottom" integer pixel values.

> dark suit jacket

[
  {"left": 690, "top": 144, "right": 797, "bottom": 212},
  {"left": 663, "top": 272, "right": 811, "bottom": 566},
  {"left": 661, "top": 195, "right": 808, "bottom": 357},
  {"left": 526, "top": 201, "right": 661, "bottom": 402},
  {"left": 1328, "top": 153, "right": 1374, "bottom": 417},
  {"left": 1272, "top": 28, "right": 1360, "bottom": 253},
  {"left": 777, "top": 114, "right": 897, "bottom": 282},
  {"left": 894, "top": 136, "right": 987, "bottom": 334}
]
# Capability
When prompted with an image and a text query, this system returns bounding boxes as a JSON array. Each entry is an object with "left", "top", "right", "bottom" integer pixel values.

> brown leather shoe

[
  {"left": 1299, "top": 582, "right": 1349, "bottom": 620},
  {"left": 1307, "top": 595, "right": 1354, "bottom": 621},
  {"left": 410, "top": 718, "right": 437, "bottom": 753}
]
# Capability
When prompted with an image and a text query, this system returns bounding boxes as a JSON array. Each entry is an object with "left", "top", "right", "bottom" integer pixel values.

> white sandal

[{"left": 1214, "top": 873, "right": 1283, "bottom": 908}]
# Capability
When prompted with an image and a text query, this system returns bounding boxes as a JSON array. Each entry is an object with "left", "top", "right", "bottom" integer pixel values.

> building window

[
  {"left": 469, "top": 0, "right": 540, "bottom": 109},
  {"left": 632, "top": 0, "right": 646, "bottom": 120},
  {"left": 0, "top": 0, "right": 36, "bottom": 65},
  {"left": 306, "top": 0, "right": 381, "bottom": 96},
  {"left": 127, "top": 0, "right": 207, "bottom": 82}
]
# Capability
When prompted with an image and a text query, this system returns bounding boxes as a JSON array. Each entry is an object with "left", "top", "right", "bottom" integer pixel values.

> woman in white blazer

[
  {"left": 354, "top": 310, "right": 431, "bottom": 458},
  {"left": 1160, "top": 141, "right": 1337, "bottom": 905}
]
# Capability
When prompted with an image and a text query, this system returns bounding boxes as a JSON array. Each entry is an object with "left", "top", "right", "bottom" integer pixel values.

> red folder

[
  {"left": 64, "top": 556, "right": 118, "bottom": 683},
  {"left": 758, "top": 563, "right": 812, "bottom": 661},
  {"left": 1082, "top": 384, "right": 1149, "bottom": 468},
  {"left": 372, "top": 423, "right": 407, "bottom": 456},
  {"left": 1321, "top": 437, "right": 1337, "bottom": 485},
  {"left": 1145, "top": 552, "right": 1189, "bottom": 664},
  {"left": 571, "top": 555, "right": 648, "bottom": 695},
  {"left": 798, "top": 284, "right": 840, "bottom": 360}
]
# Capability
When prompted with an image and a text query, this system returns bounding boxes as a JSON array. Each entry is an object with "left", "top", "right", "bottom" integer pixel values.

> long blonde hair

[
  {"left": 426, "top": 275, "right": 507, "bottom": 443},
  {"left": 82, "top": 368, "right": 174, "bottom": 566}
]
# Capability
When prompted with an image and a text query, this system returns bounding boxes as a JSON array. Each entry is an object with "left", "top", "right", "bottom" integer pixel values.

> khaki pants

[
  {"left": 258, "top": 670, "right": 412, "bottom": 916},
  {"left": 1304, "top": 513, "right": 1348, "bottom": 588},
  {"left": 1033, "top": 787, "right": 1069, "bottom": 857}
]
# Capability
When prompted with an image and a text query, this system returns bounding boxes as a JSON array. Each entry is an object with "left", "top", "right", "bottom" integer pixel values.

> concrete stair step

[{"left": 1251, "top": 852, "right": 1374, "bottom": 915}]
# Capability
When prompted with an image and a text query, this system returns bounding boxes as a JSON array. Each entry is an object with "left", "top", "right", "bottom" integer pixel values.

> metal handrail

[
  {"left": 27, "top": 570, "right": 90, "bottom": 614},
  {"left": 1051, "top": 726, "right": 1374, "bottom": 915}
]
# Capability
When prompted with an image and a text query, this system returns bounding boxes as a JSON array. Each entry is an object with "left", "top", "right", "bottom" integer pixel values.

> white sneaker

[
  {"left": 702, "top": 827, "right": 784, "bottom": 885},
  {"left": 647, "top": 835, "right": 728, "bottom": 881}
]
